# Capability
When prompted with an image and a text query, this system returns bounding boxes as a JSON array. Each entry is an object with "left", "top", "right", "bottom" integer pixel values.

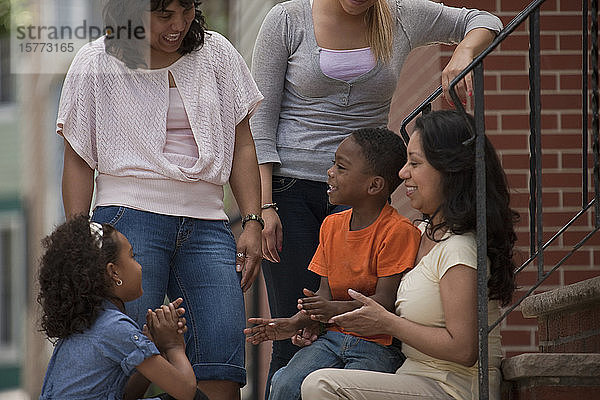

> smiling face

[
  {"left": 145, "top": 1, "right": 194, "bottom": 62},
  {"left": 337, "top": 0, "right": 378, "bottom": 16},
  {"left": 399, "top": 130, "right": 444, "bottom": 220},
  {"left": 327, "top": 136, "right": 374, "bottom": 206},
  {"left": 111, "top": 231, "right": 143, "bottom": 303}
]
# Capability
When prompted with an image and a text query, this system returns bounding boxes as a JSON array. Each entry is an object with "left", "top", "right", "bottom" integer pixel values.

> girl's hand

[
  {"left": 147, "top": 302, "right": 184, "bottom": 353},
  {"left": 236, "top": 225, "right": 262, "bottom": 292},
  {"left": 297, "top": 289, "right": 338, "bottom": 322},
  {"left": 244, "top": 317, "right": 299, "bottom": 344},
  {"left": 329, "top": 289, "right": 392, "bottom": 337},
  {"left": 261, "top": 208, "right": 283, "bottom": 263}
]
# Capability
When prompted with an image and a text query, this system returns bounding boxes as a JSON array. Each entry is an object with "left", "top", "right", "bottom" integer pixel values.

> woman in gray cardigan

[{"left": 249, "top": 0, "right": 502, "bottom": 394}]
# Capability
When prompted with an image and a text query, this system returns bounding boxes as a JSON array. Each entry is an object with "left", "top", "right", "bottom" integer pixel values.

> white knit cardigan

[{"left": 57, "top": 32, "right": 263, "bottom": 217}]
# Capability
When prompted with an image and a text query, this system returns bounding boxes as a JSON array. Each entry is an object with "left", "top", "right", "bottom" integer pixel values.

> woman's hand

[
  {"left": 236, "top": 224, "right": 262, "bottom": 292},
  {"left": 261, "top": 207, "right": 283, "bottom": 263},
  {"left": 329, "top": 289, "right": 393, "bottom": 337},
  {"left": 244, "top": 317, "right": 301, "bottom": 344},
  {"left": 442, "top": 27, "right": 496, "bottom": 106}
]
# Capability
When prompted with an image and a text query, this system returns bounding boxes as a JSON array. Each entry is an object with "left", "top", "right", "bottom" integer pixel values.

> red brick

[
  {"left": 483, "top": 74, "right": 498, "bottom": 91},
  {"left": 511, "top": 192, "right": 532, "bottom": 209},
  {"left": 560, "top": 33, "right": 587, "bottom": 51},
  {"left": 541, "top": 15, "right": 583, "bottom": 32},
  {"left": 564, "top": 270, "right": 600, "bottom": 285},
  {"left": 541, "top": 94, "right": 582, "bottom": 111},
  {"left": 485, "top": 93, "right": 527, "bottom": 110},
  {"left": 561, "top": 113, "right": 585, "bottom": 129},
  {"left": 504, "top": 350, "right": 527, "bottom": 358},
  {"left": 560, "top": 1, "right": 585, "bottom": 11},
  {"left": 563, "top": 230, "right": 600, "bottom": 246},
  {"left": 484, "top": 54, "right": 527, "bottom": 71},
  {"left": 485, "top": 114, "right": 498, "bottom": 130},
  {"left": 542, "top": 134, "right": 582, "bottom": 149},
  {"left": 498, "top": 33, "right": 557, "bottom": 51},
  {"left": 507, "top": 310, "right": 539, "bottom": 326},
  {"left": 515, "top": 270, "right": 560, "bottom": 286},
  {"left": 507, "top": 173, "right": 528, "bottom": 188},
  {"left": 502, "top": 112, "right": 559, "bottom": 130},
  {"left": 562, "top": 153, "right": 593, "bottom": 169},
  {"left": 542, "top": 172, "right": 586, "bottom": 188},
  {"left": 560, "top": 74, "right": 583, "bottom": 90},
  {"left": 501, "top": 329, "right": 533, "bottom": 347},
  {"left": 543, "top": 248, "right": 590, "bottom": 265},
  {"left": 563, "top": 191, "right": 596, "bottom": 208},
  {"left": 488, "top": 133, "right": 528, "bottom": 150},
  {"left": 541, "top": 54, "right": 583, "bottom": 71}
]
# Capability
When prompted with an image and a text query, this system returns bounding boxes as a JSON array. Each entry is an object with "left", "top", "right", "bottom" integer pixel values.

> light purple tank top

[{"left": 319, "top": 47, "right": 376, "bottom": 82}]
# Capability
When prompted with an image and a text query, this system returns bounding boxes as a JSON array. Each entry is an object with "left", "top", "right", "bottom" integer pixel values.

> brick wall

[{"left": 389, "top": 0, "right": 600, "bottom": 357}]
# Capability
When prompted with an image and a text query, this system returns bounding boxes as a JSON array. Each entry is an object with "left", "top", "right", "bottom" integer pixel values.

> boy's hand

[
  {"left": 297, "top": 289, "right": 340, "bottom": 323},
  {"left": 244, "top": 317, "right": 300, "bottom": 344}
]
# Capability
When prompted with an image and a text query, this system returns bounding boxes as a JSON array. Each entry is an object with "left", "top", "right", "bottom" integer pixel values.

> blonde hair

[{"left": 365, "top": 0, "right": 394, "bottom": 63}]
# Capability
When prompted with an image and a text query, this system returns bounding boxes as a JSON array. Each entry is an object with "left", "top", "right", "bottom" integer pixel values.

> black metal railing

[{"left": 398, "top": 0, "right": 599, "bottom": 398}]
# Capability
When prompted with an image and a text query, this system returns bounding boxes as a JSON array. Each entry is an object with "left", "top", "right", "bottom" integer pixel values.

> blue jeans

[
  {"left": 262, "top": 177, "right": 348, "bottom": 396},
  {"left": 269, "top": 331, "right": 405, "bottom": 400},
  {"left": 91, "top": 206, "right": 246, "bottom": 385}
]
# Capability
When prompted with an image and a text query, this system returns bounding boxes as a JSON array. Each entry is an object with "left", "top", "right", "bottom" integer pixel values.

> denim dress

[{"left": 40, "top": 301, "right": 159, "bottom": 400}]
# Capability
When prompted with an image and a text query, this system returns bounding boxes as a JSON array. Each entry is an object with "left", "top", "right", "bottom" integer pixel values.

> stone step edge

[
  {"left": 501, "top": 353, "right": 600, "bottom": 381},
  {"left": 520, "top": 276, "right": 600, "bottom": 318}
]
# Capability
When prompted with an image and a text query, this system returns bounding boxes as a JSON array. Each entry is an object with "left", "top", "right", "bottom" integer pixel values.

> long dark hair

[
  {"left": 415, "top": 110, "right": 518, "bottom": 306},
  {"left": 103, "top": 0, "right": 207, "bottom": 68},
  {"left": 38, "top": 215, "right": 120, "bottom": 340}
]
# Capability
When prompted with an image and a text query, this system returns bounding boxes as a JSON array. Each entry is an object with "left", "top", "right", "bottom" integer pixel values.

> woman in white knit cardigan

[{"left": 57, "top": 1, "right": 263, "bottom": 399}]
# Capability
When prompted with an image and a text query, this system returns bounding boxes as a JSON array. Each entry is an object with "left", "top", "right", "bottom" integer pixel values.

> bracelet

[
  {"left": 241, "top": 213, "right": 265, "bottom": 230},
  {"left": 261, "top": 202, "right": 279, "bottom": 211}
]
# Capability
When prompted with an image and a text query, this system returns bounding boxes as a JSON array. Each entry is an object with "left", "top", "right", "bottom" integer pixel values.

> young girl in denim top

[{"left": 38, "top": 215, "right": 206, "bottom": 400}]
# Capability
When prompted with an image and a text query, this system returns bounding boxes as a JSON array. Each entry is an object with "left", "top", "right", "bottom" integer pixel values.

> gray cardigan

[{"left": 250, "top": 0, "right": 502, "bottom": 182}]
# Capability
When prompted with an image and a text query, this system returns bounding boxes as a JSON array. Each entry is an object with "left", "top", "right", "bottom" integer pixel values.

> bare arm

[
  {"left": 229, "top": 115, "right": 262, "bottom": 292},
  {"left": 298, "top": 274, "right": 401, "bottom": 322},
  {"left": 62, "top": 139, "right": 94, "bottom": 219},
  {"left": 442, "top": 27, "right": 496, "bottom": 104},
  {"left": 259, "top": 163, "right": 283, "bottom": 263},
  {"left": 332, "top": 265, "right": 478, "bottom": 367},
  {"left": 127, "top": 303, "right": 197, "bottom": 400}
]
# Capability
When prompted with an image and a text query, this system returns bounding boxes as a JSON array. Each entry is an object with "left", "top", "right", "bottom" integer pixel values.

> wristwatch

[{"left": 241, "top": 213, "right": 265, "bottom": 230}]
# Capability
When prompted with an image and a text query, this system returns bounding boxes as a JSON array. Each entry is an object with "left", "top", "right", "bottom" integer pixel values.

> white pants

[{"left": 301, "top": 368, "right": 454, "bottom": 399}]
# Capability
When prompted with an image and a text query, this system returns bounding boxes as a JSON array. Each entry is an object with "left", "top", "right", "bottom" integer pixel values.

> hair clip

[{"left": 89, "top": 221, "right": 104, "bottom": 249}]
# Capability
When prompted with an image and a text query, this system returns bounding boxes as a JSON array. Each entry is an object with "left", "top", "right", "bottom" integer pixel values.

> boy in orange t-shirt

[{"left": 245, "top": 127, "right": 421, "bottom": 400}]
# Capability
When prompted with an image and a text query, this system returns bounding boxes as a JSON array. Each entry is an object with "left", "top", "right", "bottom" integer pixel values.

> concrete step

[
  {"left": 501, "top": 353, "right": 600, "bottom": 399},
  {"left": 520, "top": 276, "right": 600, "bottom": 353}
]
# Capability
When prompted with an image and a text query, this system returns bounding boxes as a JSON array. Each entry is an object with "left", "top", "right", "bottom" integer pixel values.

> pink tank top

[{"left": 163, "top": 87, "right": 199, "bottom": 168}]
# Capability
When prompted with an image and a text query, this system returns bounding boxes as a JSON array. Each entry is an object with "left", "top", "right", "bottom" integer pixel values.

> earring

[{"left": 116, "top": 279, "right": 123, "bottom": 286}]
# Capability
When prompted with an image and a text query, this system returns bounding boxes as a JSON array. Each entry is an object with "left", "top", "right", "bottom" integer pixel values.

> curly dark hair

[
  {"left": 37, "top": 215, "right": 120, "bottom": 340},
  {"left": 414, "top": 110, "right": 518, "bottom": 306},
  {"left": 350, "top": 127, "right": 407, "bottom": 196},
  {"left": 103, "top": 0, "right": 208, "bottom": 69}
]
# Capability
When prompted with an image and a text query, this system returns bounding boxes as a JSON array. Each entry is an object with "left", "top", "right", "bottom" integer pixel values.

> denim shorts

[{"left": 92, "top": 206, "right": 246, "bottom": 385}]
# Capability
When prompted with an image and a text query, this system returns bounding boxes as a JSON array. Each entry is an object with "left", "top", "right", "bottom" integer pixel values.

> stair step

[
  {"left": 501, "top": 353, "right": 600, "bottom": 400},
  {"left": 520, "top": 276, "right": 600, "bottom": 353}
]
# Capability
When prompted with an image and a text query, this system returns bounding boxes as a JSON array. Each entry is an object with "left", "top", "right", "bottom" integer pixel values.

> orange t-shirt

[{"left": 308, "top": 203, "right": 420, "bottom": 345}]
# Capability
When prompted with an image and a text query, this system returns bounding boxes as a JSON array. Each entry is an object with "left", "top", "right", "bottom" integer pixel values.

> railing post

[
  {"left": 592, "top": 0, "right": 600, "bottom": 227},
  {"left": 529, "top": 7, "right": 544, "bottom": 279},
  {"left": 583, "top": 0, "right": 589, "bottom": 206},
  {"left": 474, "top": 61, "right": 489, "bottom": 400}
]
